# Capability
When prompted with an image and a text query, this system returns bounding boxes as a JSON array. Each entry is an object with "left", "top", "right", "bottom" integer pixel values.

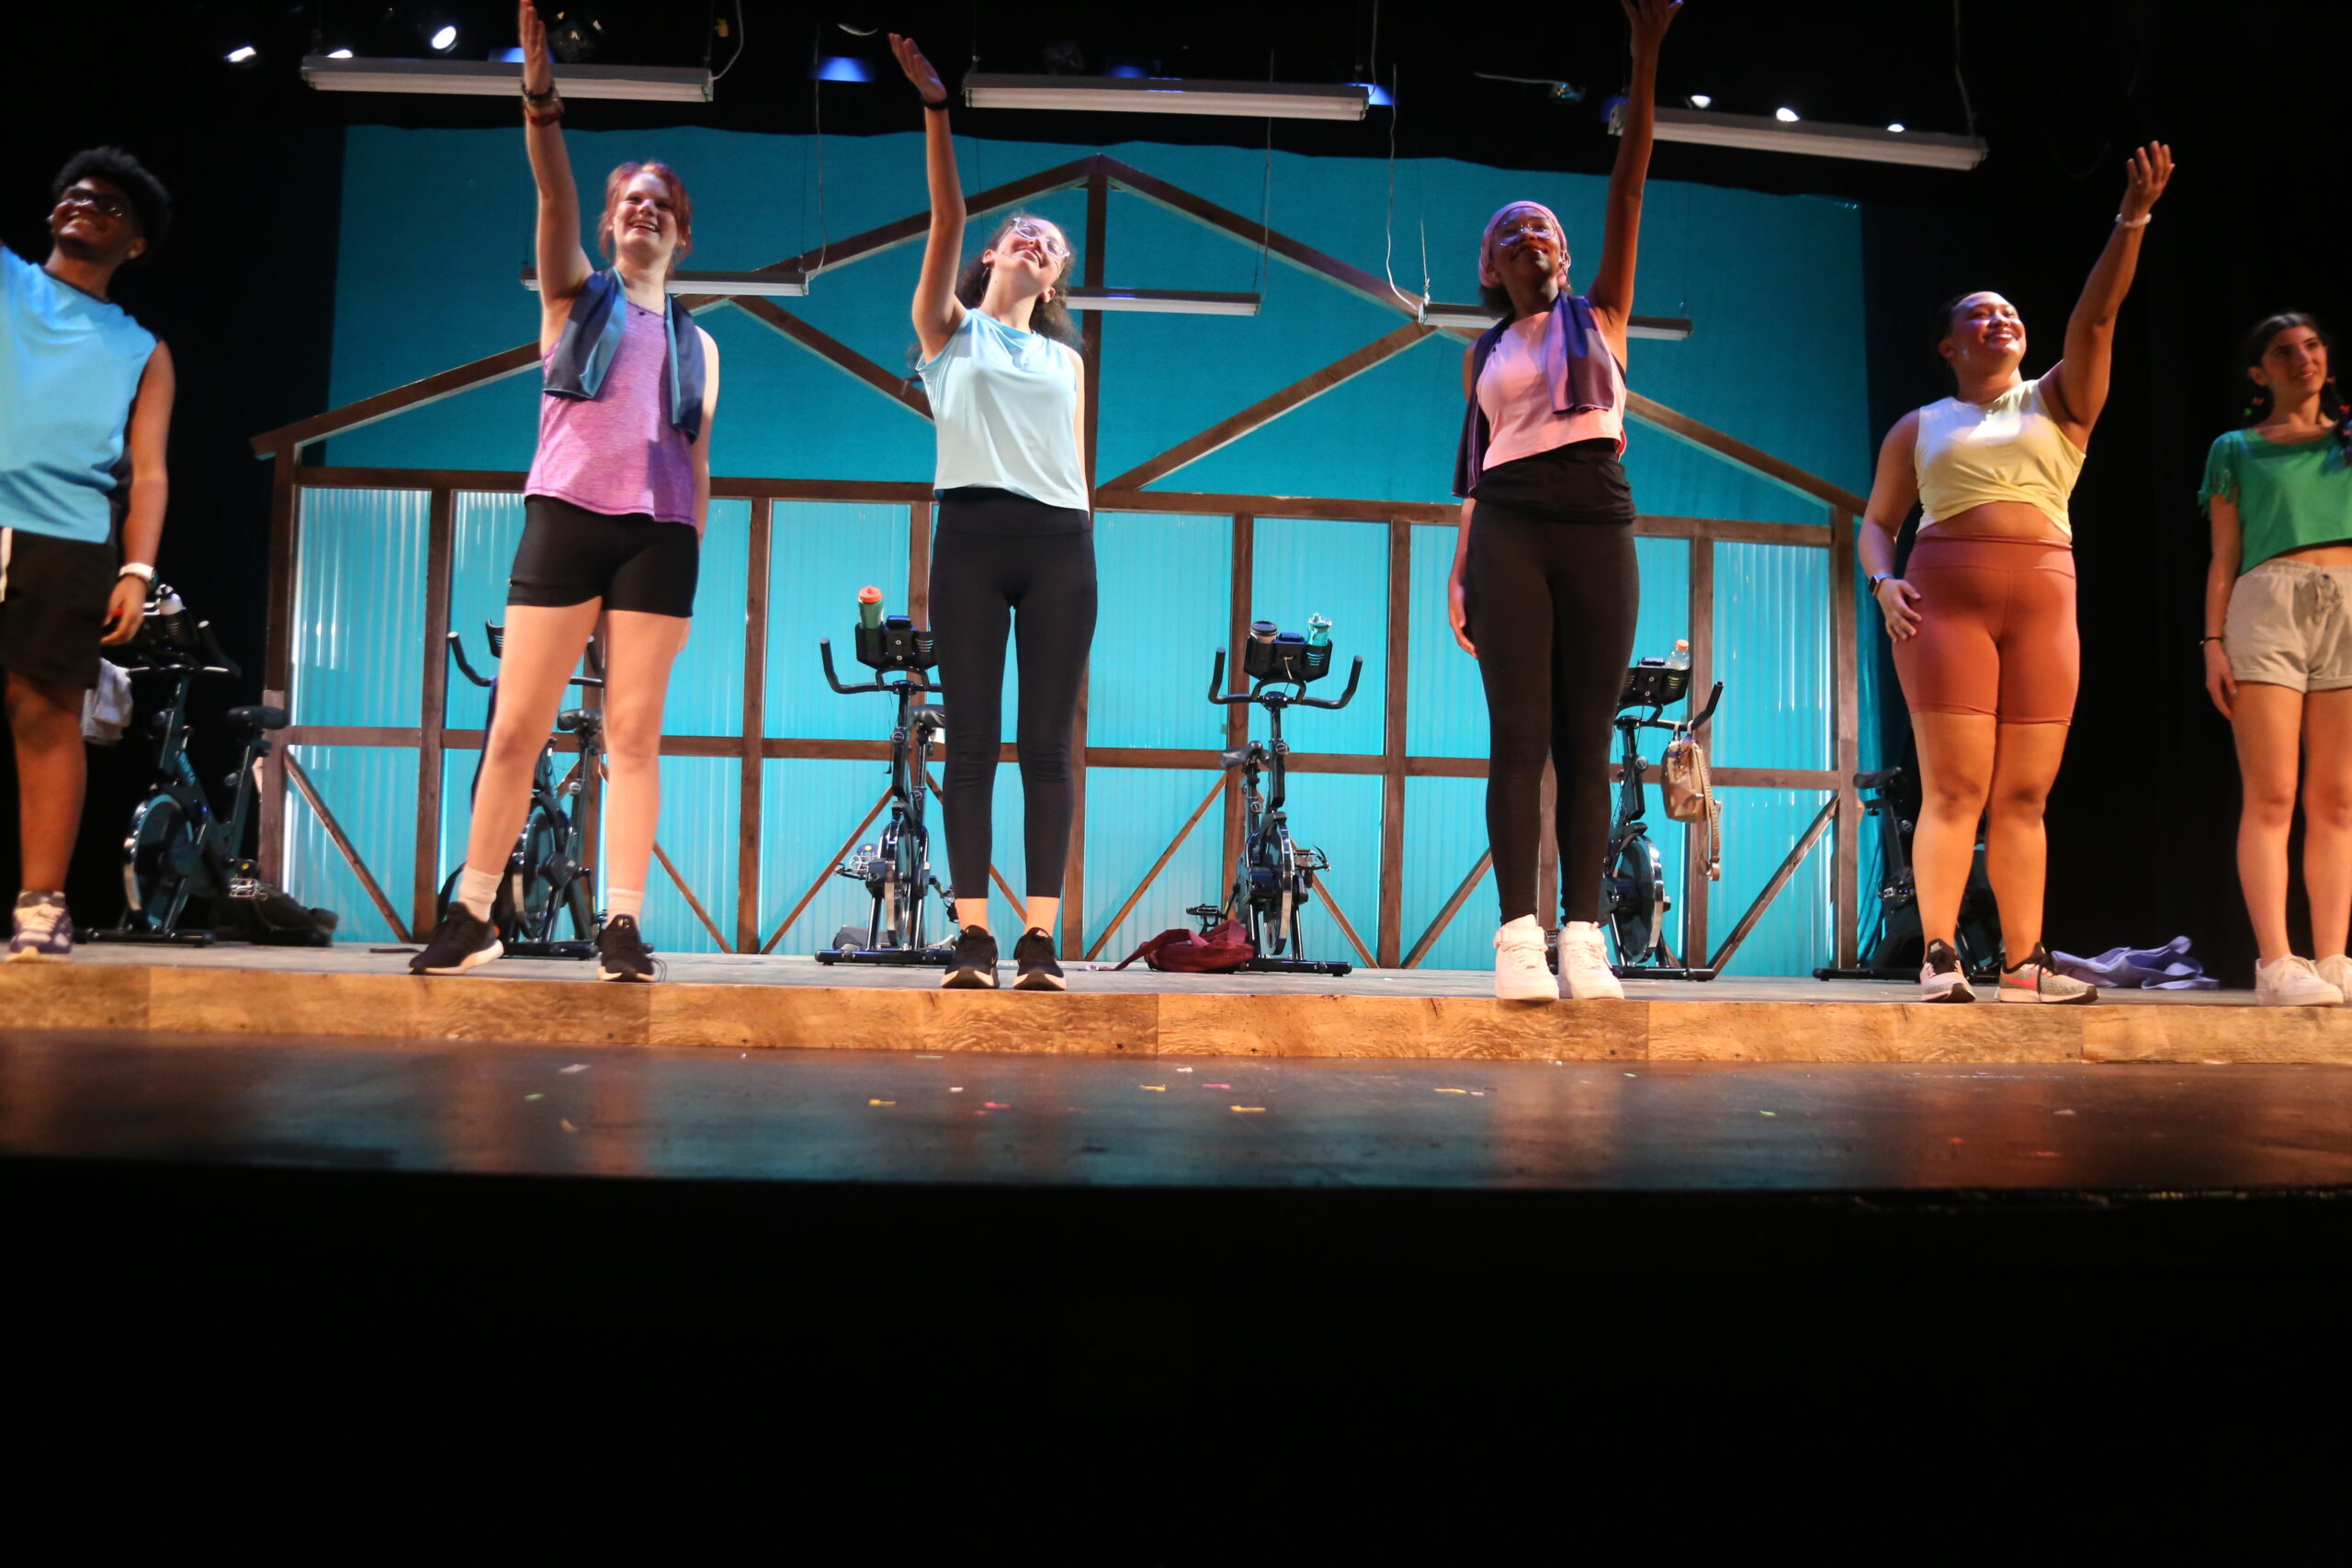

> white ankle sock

[
  {"left": 456, "top": 865, "right": 500, "bottom": 920},
  {"left": 607, "top": 886, "right": 644, "bottom": 921}
]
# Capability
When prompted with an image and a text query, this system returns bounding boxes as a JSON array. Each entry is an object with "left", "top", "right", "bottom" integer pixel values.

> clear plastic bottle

[{"left": 1665, "top": 638, "right": 1691, "bottom": 671}]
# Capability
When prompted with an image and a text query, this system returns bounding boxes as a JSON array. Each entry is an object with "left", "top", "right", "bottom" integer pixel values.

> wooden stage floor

[{"left": 3, "top": 942, "right": 2336, "bottom": 1065}]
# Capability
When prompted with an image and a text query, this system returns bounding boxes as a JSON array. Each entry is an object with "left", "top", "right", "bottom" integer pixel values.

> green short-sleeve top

[{"left": 2200, "top": 425, "right": 2352, "bottom": 573}]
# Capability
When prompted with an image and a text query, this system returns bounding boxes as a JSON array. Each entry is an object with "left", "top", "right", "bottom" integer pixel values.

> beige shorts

[{"left": 2226, "top": 558, "right": 2352, "bottom": 693}]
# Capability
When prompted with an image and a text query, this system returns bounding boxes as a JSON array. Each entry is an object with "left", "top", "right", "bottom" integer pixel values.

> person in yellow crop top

[
  {"left": 2200, "top": 312, "right": 2352, "bottom": 1006},
  {"left": 1857, "top": 142, "right": 2172, "bottom": 1005}
]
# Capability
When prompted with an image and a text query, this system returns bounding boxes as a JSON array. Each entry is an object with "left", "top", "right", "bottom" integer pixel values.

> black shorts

[
  {"left": 0, "top": 526, "right": 116, "bottom": 690},
  {"left": 509, "top": 495, "right": 699, "bottom": 618}
]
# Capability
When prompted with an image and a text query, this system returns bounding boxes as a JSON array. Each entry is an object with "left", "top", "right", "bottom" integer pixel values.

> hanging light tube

[
  {"left": 301, "top": 56, "right": 713, "bottom": 102},
  {"left": 962, "top": 73, "right": 1368, "bottom": 121},
  {"left": 1419, "top": 304, "right": 1692, "bottom": 340},
  {"left": 1621, "top": 105, "right": 1985, "bottom": 171},
  {"left": 521, "top": 268, "right": 807, "bottom": 298},
  {"left": 1063, "top": 288, "right": 1261, "bottom": 317}
]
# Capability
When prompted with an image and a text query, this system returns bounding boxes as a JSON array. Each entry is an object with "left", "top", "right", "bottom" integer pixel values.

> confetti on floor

[
  {"left": 916, "top": 1054, "right": 944, "bottom": 1059},
  {"left": 1204, "top": 1083, "right": 1232, "bottom": 1089},
  {"left": 525, "top": 1093, "right": 544, "bottom": 1101},
  {"left": 1231, "top": 1106, "right": 1265, "bottom": 1113},
  {"left": 1435, "top": 1088, "right": 1468, "bottom": 1095},
  {"left": 560, "top": 1064, "right": 588, "bottom": 1075},
  {"left": 869, "top": 1099, "right": 896, "bottom": 1107},
  {"left": 1175, "top": 1067, "right": 1193, "bottom": 1073},
  {"left": 560, "top": 1119, "right": 579, "bottom": 1133},
  {"left": 984, "top": 1101, "right": 1011, "bottom": 1109},
  {"left": 1759, "top": 1111, "right": 1777, "bottom": 1117},
  {"left": 1141, "top": 1085, "right": 1166, "bottom": 1091},
  {"left": 950, "top": 1087, "right": 965, "bottom": 1093},
  {"left": 2054, "top": 1109, "right": 2077, "bottom": 1116}
]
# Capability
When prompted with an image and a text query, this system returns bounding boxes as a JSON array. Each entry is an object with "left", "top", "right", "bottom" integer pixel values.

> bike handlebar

[
  {"left": 447, "top": 631, "right": 493, "bottom": 688},
  {"left": 447, "top": 630, "right": 605, "bottom": 691},
  {"left": 820, "top": 637, "right": 937, "bottom": 698},
  {"left": 1207, "top": 649, "right": 1364, "bottom": 709}
]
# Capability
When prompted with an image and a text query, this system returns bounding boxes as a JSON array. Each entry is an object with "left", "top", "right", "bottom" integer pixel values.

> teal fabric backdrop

[{"left": 288, "top": 126, "right": 1876, "bottom": 973}]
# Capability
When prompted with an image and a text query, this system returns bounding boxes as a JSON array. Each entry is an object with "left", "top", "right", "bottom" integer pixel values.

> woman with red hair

[{"left": 408, "top": 0, "right": 719, "bottom": 982}]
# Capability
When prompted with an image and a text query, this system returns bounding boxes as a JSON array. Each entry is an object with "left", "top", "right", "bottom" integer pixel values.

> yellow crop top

[{"left": 1913, "top": 376, "right": 2086, "bottom": 538}]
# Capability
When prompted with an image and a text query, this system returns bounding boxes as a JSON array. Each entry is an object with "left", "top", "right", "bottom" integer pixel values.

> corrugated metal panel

[
  {"left": 1089, "top": 512, "right": 1230, "bottom": 751},
  {"left": 664, "top": 499, "right": 749, "bottom": 738},
  {"left": 1631, "top": 536, "right": 1693, "bottom": 671},
  {"left": 759, "top": 756, "right": 907, "bottom": 955},
  {"left": 604, "top": 755, "right": 738, "bottom": 954},
  {"left": 290, "top": 488, "right": 427, "bottom": 727},
  {"left": 280, "top": 744, "right": 417, "bottom": 943},
  {"left": 1399, "top": 774, "right": 1496, "bottom": 970},
  {"left": 1404, "top": 522, "right": 1483, "bottom": 757},
  {"left": 765, "top": 502, "right": 912, "bottom": 741},
  {"left": 1082, "top": 766, "right": 1228, "bottom": 956},
  {"left": 1711, "top": 788, "right": 1834, "bottom": 976},
  {"left": 445, "top": 491, "right": 526, "bottom": 730},
  {"left": 1267, "top": 771, "right": 1384, "bottom": 965},
  {"left": 1711, "top": 541, "right": 1829, "bottom": 771},
  {"left": 1249, "top": 516, "right": 1387, "bottom": 756}
]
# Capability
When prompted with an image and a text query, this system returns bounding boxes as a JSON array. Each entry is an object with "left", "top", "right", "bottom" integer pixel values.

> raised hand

[
  {"left": 519, "top": 0, "right": 555, "bottom": 96},
  {"left": 889, "top": 33, "right": 947, "bottom": 107},
  {"left": 1621, "top": 0, "right": 1683, "bottom": 61},
  {"left": 2120, "top": 141, "right": 2173, "bottom": 222}
]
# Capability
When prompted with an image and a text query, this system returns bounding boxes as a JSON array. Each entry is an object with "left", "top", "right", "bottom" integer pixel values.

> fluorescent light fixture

[
  {"left": 521, "top": 268, "right": 807, "bottom": 298},
  {"left": 500, "top": 47, "right": 526, "bottom": 63},
  {"left": 302, "top": 56, "right": 713, "bottom": 101},
  {"left": 326, "top": 48, "right": 354, "bottom": 59},
  {"left": 814, "top": 56, "right": 871, "bottom": 83},
  {"left": 1623, "top": 105, "right": 1987, "bottom": 170},
  {"left": 963, "top": 73, "right": 1368, "bottom": 121},
  {"left": 225, "top": 45, "right": 256, "bottom": 63},
  {"left": 1064, "top": 288, "right": 1261, "bottom": 316},
  {"left": 1887, "top": 122, "right": 1905, "bottom": 133},
  {"left": 430, "top": 25, "right": 458, "bottom": 53},
  {"left": 1419, "top": 303, "right": 1692, "bottom": 340},
  {"left": 1107, "top": 65, "right": 1147, "bottom": 79},
  {"left": 1774, "top": 106, "right": 1800, "bottom": 123},
  {"left": 1687, "top": 93, "right": 1711, "bottom": 108}
]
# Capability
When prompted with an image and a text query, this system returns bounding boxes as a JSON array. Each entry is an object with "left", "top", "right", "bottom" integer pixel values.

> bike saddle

[
  {"left": 1854, "top": 766, "right": 1904, "bottom": 790},
  {"left": 1218, "top": 743, "right": 1261, "bottom": 771},
  {"left": 556, "top": 707, "right": 599, "bottom": 734},
  {"left": 909, "top": 703, "right": 947, "bottom": 730},
  {"left": 226, "top": 705, "right": 289, "bottom": 732}
]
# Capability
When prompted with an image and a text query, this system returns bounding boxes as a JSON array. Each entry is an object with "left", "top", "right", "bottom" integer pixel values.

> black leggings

[
  {"left": 1464, "top": 507, "right": 1640, "bottom": 923},
  {"left": 929, "top": 519, "right": 1098, "bottom": 902}
]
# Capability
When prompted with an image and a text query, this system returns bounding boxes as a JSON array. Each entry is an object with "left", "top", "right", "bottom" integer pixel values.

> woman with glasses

[{"left": 890, "top": 32, "right": 1093, "bottom": 992}]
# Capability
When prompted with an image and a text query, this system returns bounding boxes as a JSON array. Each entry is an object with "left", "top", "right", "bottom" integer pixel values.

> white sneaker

[
  {"left": 1492, "top": 916, "right": 1555, "bottom": 1001},
  {"left": 1917, "top": 939, "right": 1974, "bottom": 1003},
  {"left": 2257, "top": 954, "right": 2344, "bottom": 1007},
  {"left": 1556, "top": 920, "right": 1624, "bottom": 1000},
  {"left": 1997, "top": 944, "right": 2098, "bottom": 1005},
  {"left": 2314, "top": 954, "right": 2352, "bottom": 1000}
]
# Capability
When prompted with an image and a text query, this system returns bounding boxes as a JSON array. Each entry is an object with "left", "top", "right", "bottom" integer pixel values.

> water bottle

[
  {"left": 857, "top": 585, "right": 884, "bottom": 629},
  {"left": 1666, "top": 638, "right": 1691, "bottom": 671},
  {"left": 1307, "top": 614, "right": 1331, "bottom": 647}
]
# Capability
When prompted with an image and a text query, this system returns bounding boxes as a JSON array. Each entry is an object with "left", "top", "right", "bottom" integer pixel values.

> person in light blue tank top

[
  {"left": 894, "top": 31, "right": 1097, "bottom": 994},
  {"left": 1, "top": 147, "right": 177, "bottom": 961}
]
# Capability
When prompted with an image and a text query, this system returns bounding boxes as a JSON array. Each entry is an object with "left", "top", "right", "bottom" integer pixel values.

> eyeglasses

[
  {"left": 1006, "top": 220, "right": 1069, "bottom": 260},
  {"left": 59, "top": 186, "right": 130, "bottom": 220}
]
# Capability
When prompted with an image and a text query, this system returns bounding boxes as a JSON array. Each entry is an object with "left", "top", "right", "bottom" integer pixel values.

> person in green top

[{"left": 2199, "top": 311, "right": 2352, "bottom": 1005}]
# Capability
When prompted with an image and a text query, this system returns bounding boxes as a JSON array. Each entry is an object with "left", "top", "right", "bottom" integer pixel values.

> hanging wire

[
  {"left": 710, "top": 0, "right": 747, "bottom": 85},
  {"left": 1951, "top": 0, "right": 1979, "bottom": 138},
  {"left": 1250, "top": 47, "right": 1274, "bottom": 294},
  {"left": 810, "top": 25, "right": 830, "bottom": 275},
  {"left": 1381, "top": 63, "right": 1426, "bottom": 312}
]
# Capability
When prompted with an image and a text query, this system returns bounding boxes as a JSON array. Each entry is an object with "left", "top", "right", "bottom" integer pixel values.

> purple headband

[{"left": 1479, "top": 201, "right": 1569, "bottom": 291}]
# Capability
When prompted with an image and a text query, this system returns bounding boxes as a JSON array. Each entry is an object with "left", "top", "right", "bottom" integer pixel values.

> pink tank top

[
  {"left": 1477, "top": 311, "right": 1625, "bottom": 468},
  {"left": 524, "top": 299, "right": 696, "bottom": 525}
]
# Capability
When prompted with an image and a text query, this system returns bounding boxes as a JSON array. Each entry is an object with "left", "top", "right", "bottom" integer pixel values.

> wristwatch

[
  {"left": 118, "top": 561, "right": 155, "bottom": 585},
  {"left": 1869, "top": 572, "right": 1893, "bottom": 590}
]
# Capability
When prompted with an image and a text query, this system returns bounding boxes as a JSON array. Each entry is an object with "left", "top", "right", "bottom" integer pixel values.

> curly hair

[
  {"left": 52, "top": 146, "right": 172, "bottom": 253},
  {"left": 2240, "top": 311, "right": 2351, "bottom": 465},
  {"left": 955, "top": 212, "right": 1080, "bottom": 349}
]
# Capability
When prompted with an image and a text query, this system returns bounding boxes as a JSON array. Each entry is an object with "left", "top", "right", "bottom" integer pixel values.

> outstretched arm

[
  {"left": 2042, "top": 141, "right": 2172, "bottom": 440},
  {"left": 521, "top": 0, "right": 592, "bottom": 337},
  {"left": 1585, "top": 0, "right": 1680, "bottom": 362},
  {"left": 892, "top": 34, "right": 967, "bottom": 360}
]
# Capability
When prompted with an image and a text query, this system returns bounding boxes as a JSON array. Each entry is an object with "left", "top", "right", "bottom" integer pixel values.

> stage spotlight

[
  {"left": 430, "top": 24, "right": 458, "bottom": 54},
  {"left": 327, "top": 47, "right": 354, "bottom": 59},
  {"left": 225, "top": 45, "right": 257, "bottom": 64},
  {"left": 1107, "top": 64, "right": 1146, "bottom": 78},
  {"left": 814, "top": 57, "right": 872, "bottom": 83},
  {"left": 549, "top": 12, "right": 601, "bottom": 63},
  {"left": 1887, "top": 122, "right": 1905, "bottom": 133},
  {"left": 1355, "top": 82, "right": 1394, "bottom": 107},
  {"left": 1774, "top": 107, "right": 1799, "bottom": 122},
  {"left": 1687, "top": 93, "right": 1711, "bottom": 108}
]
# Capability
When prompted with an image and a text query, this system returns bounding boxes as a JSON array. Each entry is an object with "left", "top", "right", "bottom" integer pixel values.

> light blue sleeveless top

[
  {"left": 0, "top": 246, "right": 158, "bottom": 544},
  {"left": 916, "top": 308, "right": 1088, "bottom": 513}
]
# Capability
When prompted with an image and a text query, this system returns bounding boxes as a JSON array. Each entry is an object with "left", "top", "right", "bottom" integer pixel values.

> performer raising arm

[
  {"left": 891, "top": 32, "right": 1093, "bottom": 992},
  {"left": 408, "top": 0, "right": 718, "bottom": 981},
  {"left": 1, "top": 149, "right": 175, "bottom": 960},
  {"left": 1444, "top": 0, "right": 1680, "bottom": 1002},
  {"left": 1857, "top": 143, "right": 2173, "bottom": 1004}
]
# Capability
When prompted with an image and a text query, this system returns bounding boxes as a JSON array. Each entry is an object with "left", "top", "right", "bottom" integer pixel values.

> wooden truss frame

[{"left": 250, "top": 152, "right": 1869, "bottom": 971}]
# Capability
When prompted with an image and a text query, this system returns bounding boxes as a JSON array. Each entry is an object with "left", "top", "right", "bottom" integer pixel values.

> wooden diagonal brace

[
  {"left": 731, "top": 298, "right": 933, "bottom": 420},
  {"left": 1402, "top": 850, "right": 1494, "bottom": 970},
  {"left": 282, "top": 749, "right": 412, "bottom": 943}
]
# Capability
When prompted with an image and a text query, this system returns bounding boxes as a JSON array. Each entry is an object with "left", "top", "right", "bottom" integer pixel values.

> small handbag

[
  {"left": 1660, "top": 730, "right": 1722, "bottom": 881},
  {"left": 1115, "top": 919, "right": 1255, "bottom": 973}
]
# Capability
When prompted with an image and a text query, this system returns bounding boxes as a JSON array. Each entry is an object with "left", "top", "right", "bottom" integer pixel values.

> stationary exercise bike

[
  {"left": 94, "top": 583, "right": 338, "bottom": 946},
  {"left": 438, "top": 625, "right": 605, "bottom": 958},
  {"left": 814, "top": 606, "right": 955, "bottom": 966},
  {"left": 1599, "top": 658, "right": 1722, "bottom": 977},
  {"left": 1812, "top": 763, "right": 2001, "bottom": 981},
  {"left": 1204, "top": 620, "right": 1363, "bottom": 976}
]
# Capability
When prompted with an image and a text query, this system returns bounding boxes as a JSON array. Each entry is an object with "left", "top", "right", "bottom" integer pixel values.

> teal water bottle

[
  {"left": 858, "top": 585, "right": 885, "bottom": 629},
  {"left": 1307, "top": 614, "right": 1331, "bottom": 647}
]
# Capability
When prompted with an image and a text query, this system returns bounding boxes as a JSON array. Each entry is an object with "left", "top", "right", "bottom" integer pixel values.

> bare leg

[
  {"left": 595, "top": 609, "right": 692, "bottom": 912},
  {"left": 6, "top": 671, "right": 86, "bottom": 893},
  {"left": 2301, "top": 687, "right": 2352, "bottom": 958},
  {"left": 1023, "top": 895, "right": 1059, "bottom": 936},
  {"left": 1982, "top": 720, "right": 2071, "bottom": 960},
  {"left": 2232, "top": 682, "right": 2305, "bottom": 965},
  {"left": 1908, "top": 712, "right": 1997, "bottom": 948},
  {"left": 459, "top": 602, "right": 604, "bottom": 883},
  {"left": 955, "top": 896, "right": 990, "bottom": 932}
]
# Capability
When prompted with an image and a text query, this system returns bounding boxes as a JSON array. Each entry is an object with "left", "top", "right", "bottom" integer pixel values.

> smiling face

[
  {"left": 2252, "top": 321, "right": 2329, "bottom": 404},
  {"left": 979, "top": 216, "right": 1072, "bottom": 301},
  {"left": 598, "top": 163, "right": 693, "bottom": 276},
  {"left": 48, "top": 176, "right": 143, "bottom": 266},
  {"left": 1941, "top": 291, "right": 2027, "bottom": 375}
]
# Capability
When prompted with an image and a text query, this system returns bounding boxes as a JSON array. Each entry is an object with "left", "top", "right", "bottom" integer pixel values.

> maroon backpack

[{"left": 1115, "top": 919, "right": 1255, "bottom": 974}]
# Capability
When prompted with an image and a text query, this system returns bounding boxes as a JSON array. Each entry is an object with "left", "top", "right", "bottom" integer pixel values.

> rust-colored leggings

[{"left": 1890, "top": 534, "right": 2079, "bottom": 725}]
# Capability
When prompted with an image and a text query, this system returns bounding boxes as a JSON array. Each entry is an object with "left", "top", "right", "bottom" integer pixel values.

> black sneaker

[
  {"left": 943, "top": 925, "right": 1000, "bottom": 988},
  {"left": 595, "top": 914, "right": 659, "bottom": 982},
  {"left": 1917, "top": 938, "right": 1974, "bottom": 1003},
  {"left": 410, "top": 907, "right": 503, "bottom": 976},
  {"left": 1012, "top": 928, "right": 1066, "bottom": 991}
]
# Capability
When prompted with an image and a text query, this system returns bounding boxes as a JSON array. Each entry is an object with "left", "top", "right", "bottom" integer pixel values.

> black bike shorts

[
  {"left": 509, "top": 495, "right": 699, "bottom": 618},
  {"left": 0, "top": 525, "right": 117, "bottom": 690}
]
